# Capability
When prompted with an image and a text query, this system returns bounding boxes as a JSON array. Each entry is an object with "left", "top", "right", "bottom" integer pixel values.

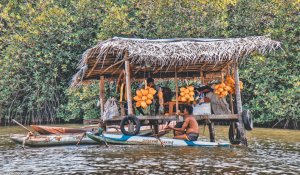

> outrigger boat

[
  {"left": 86, "top": 132, "right": 230, "bottom": 147},
  {"left": 10, "top": 133, "right": 97, "bottom": 147}
]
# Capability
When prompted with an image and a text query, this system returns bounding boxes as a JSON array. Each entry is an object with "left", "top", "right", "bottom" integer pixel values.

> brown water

[{"left": 0, "top": 125, "right": 299, "bottom": 174}]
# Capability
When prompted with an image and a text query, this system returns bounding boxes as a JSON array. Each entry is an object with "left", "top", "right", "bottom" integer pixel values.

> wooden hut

[{"left": 71, "top": 36, "right": 281, "bottom": 145}]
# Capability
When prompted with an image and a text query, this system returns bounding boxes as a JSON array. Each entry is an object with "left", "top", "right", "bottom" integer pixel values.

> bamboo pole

[
  {"left": 99, "top": 76, "right": 105, "bottom": 120},
  {"left": 227, "top": 66, "right": 234, "bottom": 114},
  {"left": 233, "top": 63, "right": 246, "bottom": 145},
  {"left": 200, "top": 70, "right": 204, "bottom": 84},
  {"left": 100, "top": 60, "right": 125, "bottom": 74},
  {"left": 12, "top": 119, "right": 34, "bottom": 134},
  {"left": 221, "top": 69, "right": 224, "bottom": 82},
  {"left": 175, "top": 67, "right": 179, "bottom": 115},
  {"left": 124, "top": 52, "right": 133, "bottom": 115}
]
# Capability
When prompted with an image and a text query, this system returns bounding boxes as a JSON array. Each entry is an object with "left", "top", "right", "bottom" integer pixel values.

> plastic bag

[{"left": 102, "top": 98, "right": 119, "bottom": 121}]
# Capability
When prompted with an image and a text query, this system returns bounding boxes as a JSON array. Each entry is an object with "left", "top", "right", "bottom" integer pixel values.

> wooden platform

[{"left": 104, "top": 114, "right": 239, "bottom": 126}]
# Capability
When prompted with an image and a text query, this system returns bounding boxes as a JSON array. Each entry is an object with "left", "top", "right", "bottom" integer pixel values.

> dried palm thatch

[{"left": 71, "top": 36, "right": 281, "bottom": 87}]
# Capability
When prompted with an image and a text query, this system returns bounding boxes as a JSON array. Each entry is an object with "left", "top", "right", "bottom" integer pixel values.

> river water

[{"left": 0, "top": 125, "right": 299, "bottom": 174}]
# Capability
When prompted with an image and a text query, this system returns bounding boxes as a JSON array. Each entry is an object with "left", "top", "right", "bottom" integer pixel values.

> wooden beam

[
  {"left": 99, "top": 76, "right": 105, "bottom": 120},
  {"left": 234, "top": 63, "right": 246, "bottom": 145},
  {"left": 124, "top": 52, "right": 133, "bottom": 115},
  {"left": 87, "top": 57, "right": 102, "bottom": 77},
  {"left": 178, "top": 67, "right": 184, "bottom": 72},
  {"left": 111, "top": 63, "right": 124, "bottom": 75},
  {"left": 134, "top": 67, "right": 143, "bottom": 75},
  {"left": 99, "top": 60, "right": 124, "bottom": 75},
  {"left": 104, "top": 114, "right": 239, "bottom": 122},
  {"left": 153, "top": 67, "right": 162, "bottom": 74},
  {"left": 200, "top": 63, "right": 207, "bottom": 69}
]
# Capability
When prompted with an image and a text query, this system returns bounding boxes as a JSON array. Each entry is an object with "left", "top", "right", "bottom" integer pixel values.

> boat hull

[
  {"left": 86, "top": 132, "right": 230, "bottom": 147},
  {"left": 10, "top": 134, "right": 97, "bottom": 147}
]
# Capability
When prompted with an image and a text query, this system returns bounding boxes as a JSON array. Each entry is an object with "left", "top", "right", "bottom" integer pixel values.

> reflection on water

[{"left": 0, "top": 125, "right": 299, "bottom": 174}]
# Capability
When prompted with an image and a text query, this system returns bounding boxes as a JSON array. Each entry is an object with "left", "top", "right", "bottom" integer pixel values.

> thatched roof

[{"left": 71, "top": 36, "right": 281, "bottom": 86}]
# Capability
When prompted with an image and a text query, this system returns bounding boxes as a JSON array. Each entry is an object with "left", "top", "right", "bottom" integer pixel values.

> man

[
  {"left": 146, "top": 77, "right": 155, "bottom": 89},
  {"left": 165, "top": 105, "right": 199, "bottom": 141}
]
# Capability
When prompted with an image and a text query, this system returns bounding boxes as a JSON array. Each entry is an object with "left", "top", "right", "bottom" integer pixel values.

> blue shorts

[{"left": 186, "top": 132, "right": 199, "bottom": 141}]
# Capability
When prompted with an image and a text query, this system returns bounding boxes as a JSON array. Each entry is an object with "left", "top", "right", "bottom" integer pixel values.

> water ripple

[{"left": 0, "top": 126, "right": 299, "bottom": 174}]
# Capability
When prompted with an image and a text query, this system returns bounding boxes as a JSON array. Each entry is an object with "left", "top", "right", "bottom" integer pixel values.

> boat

[
  {"left": 10, "top": 133, "right": 97, "bottom": 147},
  {"left": 86, "top": 132, "right": 230, "bottom": 147},
  {"left": 31, "top": 125, "right": 87, "bottom": 135}
]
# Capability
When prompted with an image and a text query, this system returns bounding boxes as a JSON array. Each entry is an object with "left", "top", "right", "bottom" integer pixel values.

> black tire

[
  {"left": 229, "top": 122, "right": 241, "bottom": 145},
  {"left": 242, "top": 110, "right": 253, "bottom": 131},
  {"left": 120, "top": 116, "right": 141, "bottom": 136}
]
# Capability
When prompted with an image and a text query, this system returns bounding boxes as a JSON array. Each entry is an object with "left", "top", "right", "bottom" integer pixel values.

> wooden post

[
  {"left": 227, "top": 66, "right": 234, "bottom": 114},
  {"left": 175, "top": 67, "right": 179, "bottom": 115},
  {"left": 200, "top": 70, "right": 204, "bottom": 84},
  {"left": 208, "top": 122, "right": 215, "bottom": 142},
  {"left": 124, "top": 52, "right": 133, "bottom": 116},
  {"left": 233, "top": 63, "right": 246, "bottom": 145},
  {"left": 99, "top": 76, "right": 105, "bottom": 120},
  {"left": 153, "top": 124, "right": 159, "bottom": 135},
  {"left": 229, "top": 94, "right": 234, "bottom": 114}
]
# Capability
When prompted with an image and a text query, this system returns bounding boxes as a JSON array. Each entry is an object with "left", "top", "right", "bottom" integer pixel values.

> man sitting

[{"left": 165, "top": 105, "right": 199, "bottom": 141}]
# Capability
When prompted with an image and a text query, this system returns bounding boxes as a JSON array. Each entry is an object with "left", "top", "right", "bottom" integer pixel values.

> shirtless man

[{"left": 165, "top": 105, "right": 199, "bottom": 141}]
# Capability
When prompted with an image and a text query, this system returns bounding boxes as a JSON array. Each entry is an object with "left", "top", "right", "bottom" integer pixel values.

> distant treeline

[{"left": 0, "top": 0, "right": 299, "bottom": 128}]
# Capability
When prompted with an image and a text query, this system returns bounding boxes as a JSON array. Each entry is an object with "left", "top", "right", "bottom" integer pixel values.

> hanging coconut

[
  {"left": 136, "top": 101, "right": 141, "bottom": 107},
  {"left": 136, "top": 90, "right": 143, "bottom": 97},
  {"left": 147, "top": 93, "right": 154, "bottom": 100},
  {"left": 142, "top": 96, "right": 148, "bottom": 101},
  {"left": 140, "top": 101, "right": 147, "bottom": 109}
]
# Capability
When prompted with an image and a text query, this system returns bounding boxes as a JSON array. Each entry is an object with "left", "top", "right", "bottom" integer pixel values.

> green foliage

[
  {"left": 229, "top": 0, "right": 300, "bottom": 126},
  {"left": 57, "top": 84, "right": 100, "bottom": 121},
  {"left": 0, "top": 0, "right": 101, "bottom": 123},
  {"left": 98, "top": 0, "right": 236, "bottom": 39},
  {"left": 0, "top": 0, "right": 299, "bottom": 127}
]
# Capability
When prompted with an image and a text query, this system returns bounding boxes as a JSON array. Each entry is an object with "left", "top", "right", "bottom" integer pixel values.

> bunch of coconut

[
  {"left": 134, "top": 87, "right": 157, "bottom": 109},
  {"left": 224, "top": 75, "right": 235, "bottom": 94},
  {"left": 215, "top": 75, "right": 244, "bottom": 98},
  {"left": 178, "top": 86, "right": 195, "bottom": 102},
  {"left": 225, "top": 75, "right": 244, "bottom": 94},
  {"left": 214, "top": 82, "right": 230, "bottom": 98}
]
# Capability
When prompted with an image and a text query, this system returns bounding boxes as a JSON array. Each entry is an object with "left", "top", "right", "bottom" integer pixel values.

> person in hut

[
  {"left": 165, "top": 105, "right": 199, "bottom": 141},
  {"left": 146, "top": 77, "right": 157, "bottom": 89}
]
